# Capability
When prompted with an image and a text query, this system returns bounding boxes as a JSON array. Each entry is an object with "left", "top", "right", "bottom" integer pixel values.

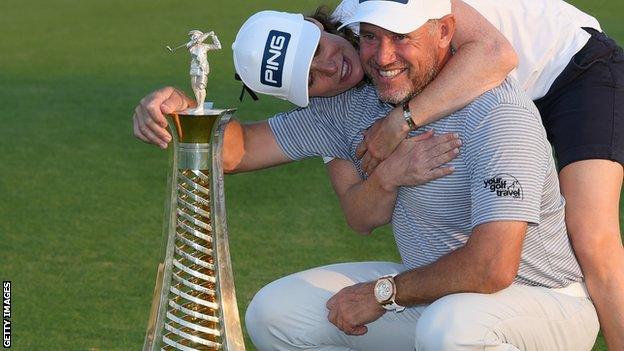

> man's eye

[{"left": 395, "top": 34, "right": 407, "bottom": 41}]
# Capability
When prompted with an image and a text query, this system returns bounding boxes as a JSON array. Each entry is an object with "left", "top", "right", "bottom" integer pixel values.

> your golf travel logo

[
  {"left": 483, "top": 174, "right": 523, "bottom": 199},
  {"left": 260, "top": 30, "right": 291, "bottom": 88},
  {"left": 359, "top": 0, "right": 409, "bottom": 4}
]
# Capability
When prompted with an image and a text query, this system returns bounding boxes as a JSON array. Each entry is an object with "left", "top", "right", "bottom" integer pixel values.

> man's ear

[{"left": 438, "top": 14, "right": 456, "bottom": 49}]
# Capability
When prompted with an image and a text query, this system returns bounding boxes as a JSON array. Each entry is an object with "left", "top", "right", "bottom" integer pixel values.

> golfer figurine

[{"left": 184, "top": 30, "right": 221, "bottom": 114}]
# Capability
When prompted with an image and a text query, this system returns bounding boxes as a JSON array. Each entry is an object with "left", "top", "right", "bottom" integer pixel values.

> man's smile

[{"left": 378, "top": 68, "right": 405, "bottom": 79}]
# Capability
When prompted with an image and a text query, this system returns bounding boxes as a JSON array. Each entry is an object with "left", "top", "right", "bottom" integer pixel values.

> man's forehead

[{"left": 359, "top": 22, "right": 395, "bottom": 34}]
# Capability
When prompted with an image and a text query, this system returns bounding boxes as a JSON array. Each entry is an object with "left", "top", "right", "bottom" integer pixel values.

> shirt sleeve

[
  {"left": 268, "top": 95, "right": 352, "bottom": 161},
  {"left": 464, "top": 102, "right": 549, "bottom": 228}
]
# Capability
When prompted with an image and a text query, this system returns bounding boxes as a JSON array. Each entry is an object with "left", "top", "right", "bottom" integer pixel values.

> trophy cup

[{"left": 143, "top": 30, "right": 246, "bottom": 351}]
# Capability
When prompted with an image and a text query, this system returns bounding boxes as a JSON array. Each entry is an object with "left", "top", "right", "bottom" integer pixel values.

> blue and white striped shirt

[{"left": 269, "top": 79, "right": 582, "bottom": 288}]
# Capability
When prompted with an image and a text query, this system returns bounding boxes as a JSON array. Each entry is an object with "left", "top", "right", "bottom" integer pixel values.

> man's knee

[
  {"left": 245, "top": 280, "right": 295, "bottom": 350},
  {"left": 415, "top": 294, "right": 493, "bottom": 351},
  {"left": 245, "top": 274, "right": 332, "bottom": 350}
]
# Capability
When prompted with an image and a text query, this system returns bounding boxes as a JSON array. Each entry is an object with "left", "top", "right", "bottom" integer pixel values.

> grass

[{"left": 0, "top": 0, "right": 622, "bottom": 350}]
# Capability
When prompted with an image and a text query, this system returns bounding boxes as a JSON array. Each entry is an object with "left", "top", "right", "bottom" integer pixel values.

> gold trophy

[{"left": 143, "top": 30, "right": 245, "bottom": 351}]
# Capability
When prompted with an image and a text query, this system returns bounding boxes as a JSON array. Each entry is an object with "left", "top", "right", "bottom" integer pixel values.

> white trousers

[{"left": 245, "top": 262, "right": 599, "bottom": 351}]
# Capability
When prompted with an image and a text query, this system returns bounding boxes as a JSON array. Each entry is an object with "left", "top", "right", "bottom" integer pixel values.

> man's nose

[
  {"left": 311, "top": 58, "right": 338, "bottom": 75},
  {"left": 375, "top": 39, "right": 397, "bottom": 66}
]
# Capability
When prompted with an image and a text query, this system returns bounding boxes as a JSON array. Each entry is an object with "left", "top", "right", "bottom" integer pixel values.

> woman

[{"left": 231, "top": 8, "right": 366, "bottom": 108}]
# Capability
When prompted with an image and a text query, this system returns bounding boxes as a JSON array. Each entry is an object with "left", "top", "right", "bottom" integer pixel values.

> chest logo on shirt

[{"left": 483, "top": 174, "right": 523, "bottom": 199}]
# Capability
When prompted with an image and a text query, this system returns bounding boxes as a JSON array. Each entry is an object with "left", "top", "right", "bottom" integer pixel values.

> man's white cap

[
  {"left": 331, "top": 0, "right": 360, "bottom": 34},
  {"left": 232, "top": 11, "right": 321, "bottom": 107},
  {"left": 338, "top": 0, "right": 451, "bottom": 34}
]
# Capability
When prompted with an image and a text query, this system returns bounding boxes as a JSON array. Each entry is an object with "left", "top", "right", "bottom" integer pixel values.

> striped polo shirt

[{"left": 268, "top": 79, "right": 583, "bottom": 288}]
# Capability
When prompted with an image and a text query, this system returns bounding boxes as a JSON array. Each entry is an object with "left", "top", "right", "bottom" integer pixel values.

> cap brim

[
  {"left": 288, "top": 21, "right": 321, "bottom": 107},
  {"left": 338, "top": 0, "right": 451, "bottom": 34},
  {"left": 339, "top": 7, "right": 428, "bottom": 34}
]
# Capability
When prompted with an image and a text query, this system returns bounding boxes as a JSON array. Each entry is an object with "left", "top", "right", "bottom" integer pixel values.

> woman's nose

[{"left": 311, "top": 58, "right": 338, "bottom": 75}]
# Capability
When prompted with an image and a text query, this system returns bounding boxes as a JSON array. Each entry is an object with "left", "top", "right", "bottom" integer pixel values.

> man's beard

[{"left": 375, "top": 65, "right": 439, "bottom": 105}]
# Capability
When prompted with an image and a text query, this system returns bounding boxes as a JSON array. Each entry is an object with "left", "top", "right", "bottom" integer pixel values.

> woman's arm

[
  {"left": 221, "top": 119, "right": 291, "bottom": 173},
  {"left": 329, "top": 131, "right": 461, "bottom": 234},
  {"left": 132, "top": 86, "right": 291, "bottom": 174},
  {"left": 356, "top": 0, "right": 518, "bottom": 172}
]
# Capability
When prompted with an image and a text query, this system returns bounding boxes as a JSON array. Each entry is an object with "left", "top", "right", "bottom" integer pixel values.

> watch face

[{"left": 375, "top": 279, "right": 393, "bottom": 303}]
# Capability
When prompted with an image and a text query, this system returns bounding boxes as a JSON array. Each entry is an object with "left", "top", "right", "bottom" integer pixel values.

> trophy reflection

[{"left": 143, "top": 30, "right": 245, "bottom": 351}]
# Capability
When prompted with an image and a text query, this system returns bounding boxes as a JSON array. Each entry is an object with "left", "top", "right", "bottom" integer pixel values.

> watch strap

[
  {"left": 382, "top": 300, "right": 405, "bottom": 312},
  {"left": 403, "top": 101, "right": 418, "bottom": 131}
]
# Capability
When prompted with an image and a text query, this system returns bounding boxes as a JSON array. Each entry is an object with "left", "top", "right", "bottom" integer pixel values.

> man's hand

[
  {"left": 132, "top": 87, "right": 194, "bottom": 149},
  {"left": 326, "top": 282, "right": 385, "bottom": 336},
  {"left": 356, "top": 106, "right": 409, "bottom": 173},
  {"left": 375, "top": 130, "right": 461, "bottom": 189}
]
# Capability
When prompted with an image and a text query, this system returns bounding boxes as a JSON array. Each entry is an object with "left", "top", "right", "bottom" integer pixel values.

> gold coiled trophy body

[{"left": 143, "top": 105, "right": 245, "bottom": 351}]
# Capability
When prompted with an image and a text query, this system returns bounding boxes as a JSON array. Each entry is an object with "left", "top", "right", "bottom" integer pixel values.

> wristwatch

[{"left": 374, "top": 274, "right": 405, "bottom": 312}]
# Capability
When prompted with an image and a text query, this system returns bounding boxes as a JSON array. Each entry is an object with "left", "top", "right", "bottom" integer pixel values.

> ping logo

[
  {"left": 261, "top": 30, "right": 291, "bottom": 87},
  {"left": 359, "top": 0, "right": 409, "bottom": 4}
]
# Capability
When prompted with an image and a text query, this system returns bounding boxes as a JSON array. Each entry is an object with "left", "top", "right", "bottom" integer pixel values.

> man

[
  {"left": 344, "top": 1, "right": 624, "bottom": 347},
  {"left": 244, "top": 1, "right": 598, "bottom": 350}
]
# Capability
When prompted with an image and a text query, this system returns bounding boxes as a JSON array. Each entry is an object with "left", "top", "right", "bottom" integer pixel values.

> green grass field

[{"left": 0, "top": 0, "right": 622, "bottom": 349}]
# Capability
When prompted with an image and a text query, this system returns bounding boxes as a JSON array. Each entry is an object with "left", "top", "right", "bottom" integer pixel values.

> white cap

[
  {"left": 331, "top": 0, "right": 360, "bottom": 35},
  {"left": 338, "top": 0, "right": 451, "bottom": 34},
  {"left": 232, "top": 11, "right": 321, "bottom": 107}
]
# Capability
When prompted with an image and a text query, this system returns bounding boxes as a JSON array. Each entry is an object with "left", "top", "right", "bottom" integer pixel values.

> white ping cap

[
  {"left": 232, "top": 11, "right": 321, "bottom": 107},
  {"left": 338, "top": 0, "right": 451, "bottom": 34}
]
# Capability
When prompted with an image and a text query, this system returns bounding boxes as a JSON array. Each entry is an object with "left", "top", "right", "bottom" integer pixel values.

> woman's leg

[{"left": 560, "top": 159, "right": 624, "bottom": 350}]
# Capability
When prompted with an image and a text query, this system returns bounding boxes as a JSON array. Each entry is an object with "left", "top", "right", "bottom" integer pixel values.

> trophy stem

[{"left": 143, "top": 106, "right": 245, "bottom": 351}]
